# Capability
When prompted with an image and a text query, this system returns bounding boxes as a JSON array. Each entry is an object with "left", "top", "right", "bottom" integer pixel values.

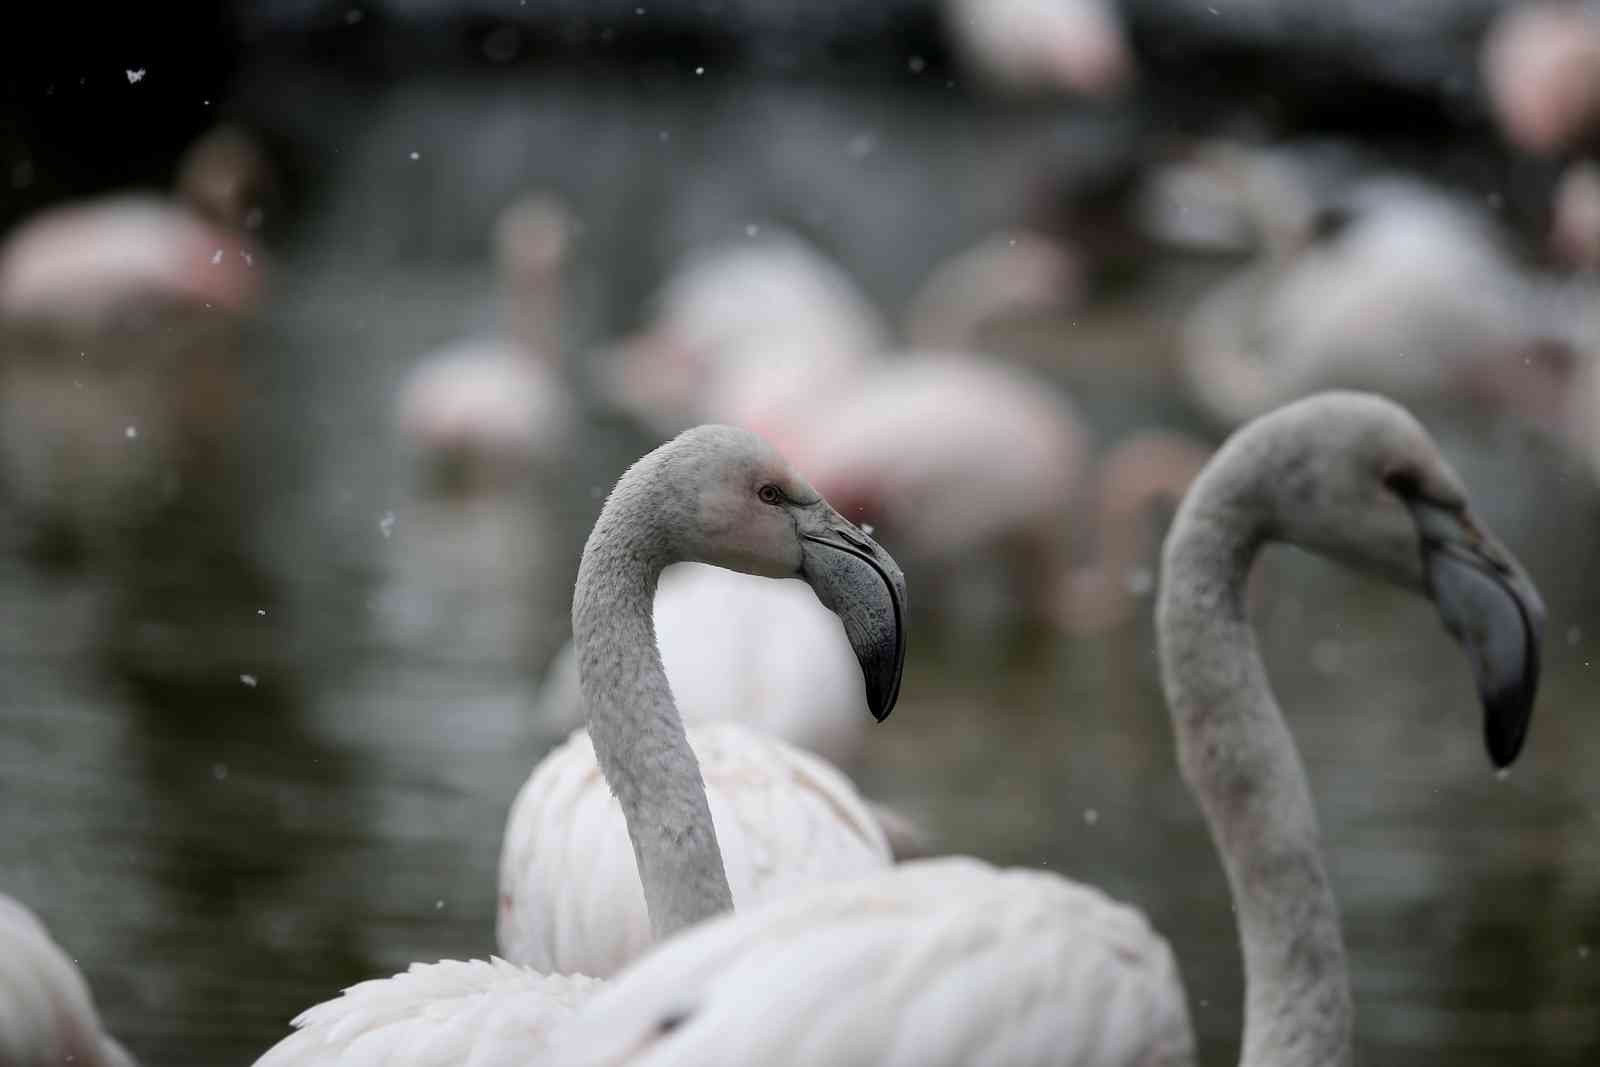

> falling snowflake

[
  {"left": 124, "top": 425, "right": 138, "bottom": 440},
  {"left": 379, "top": 511, "right": 397, "bottom": 539},
  {"left": 240, "top": 674, "right": 258, "bottom": 688},
  {"left": 409, "top": 150, "right": 420, "bottom": 161},
  {"left": 1123, "top": 567, "right": 1155, "bottom": 598},
  {"left": 211, "top": 249, "right": 223, "bottom": 265},
  {"left": 126, "top": 68, "right": 146, "bottom": 84}
]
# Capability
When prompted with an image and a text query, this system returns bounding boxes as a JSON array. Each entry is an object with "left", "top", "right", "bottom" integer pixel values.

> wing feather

[
  {"left": 552, "top": 858, "right": 1195, "bottom": 1067},
  {"left": 497, "top": 723, "right": 890, "bottom": 978},
  {"left": 254, "top": 958, "right": 599, "bottom": 1067}
]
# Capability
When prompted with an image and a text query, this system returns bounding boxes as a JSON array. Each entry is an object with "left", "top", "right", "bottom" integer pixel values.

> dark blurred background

[{"left": 2, "top": 2, "right": 1598, "bottom": 1064}]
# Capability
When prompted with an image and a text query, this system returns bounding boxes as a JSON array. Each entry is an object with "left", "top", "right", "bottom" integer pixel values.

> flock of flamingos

[{"left": 3, "top": 0, "right": 1598, "bottom": 1064}]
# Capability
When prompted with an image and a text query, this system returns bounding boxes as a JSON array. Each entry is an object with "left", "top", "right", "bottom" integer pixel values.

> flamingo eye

[
  {"left": 1383, "top": 468, "right": 1421, "bottom": 498},
  {"left": 758, "top": 484, "right": 783, "bottom": 506}
]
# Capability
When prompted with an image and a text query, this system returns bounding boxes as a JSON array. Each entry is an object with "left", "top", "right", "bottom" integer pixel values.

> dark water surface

[{"left": 2, "top": 72, "right": 1597, "bottom": 1066}]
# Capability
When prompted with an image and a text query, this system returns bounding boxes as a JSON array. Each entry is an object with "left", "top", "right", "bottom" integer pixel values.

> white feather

[
  {"left": 536, "top": 563, "right": 872, "bottom": 766},
  {"left": 254, "top": 958, "right": 598, "bottom": 1067},
  {"left": 396, "top": 337, "right": 576, "bottom": 479},
  {"left": 0, "top": 895, "right": 135, "bottom": 1067},
  {"left": 550, "top": 857, "right": 1194, "bottom": 1067},
  {"left": 498, "top": 721, "right": 891, "bottom": 977}
]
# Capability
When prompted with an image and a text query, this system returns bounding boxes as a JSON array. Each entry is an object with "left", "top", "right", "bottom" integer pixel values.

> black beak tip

[
  {"left": 1483, "top": 677, "right": 1536, "bottom": 770},
  {"left": 868, "top": 656, "right": 903, "bottom": 723},
  {"left": 1485, "top": 717, "right": 1524, "bottom": 770},
  {"left": 1484, "top": 582, "right": 1542, "bottom": 771}
]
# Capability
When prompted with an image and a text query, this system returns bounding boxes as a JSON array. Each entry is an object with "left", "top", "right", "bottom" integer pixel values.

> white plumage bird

[
  {"left": 263, "top": 866, "right": 1185, "bottom": 1067},
  {"left": 1180, "top": 178, "right": 1580, "bottom": 431},
  {"left": 944, "top": 0, "right": 1135, "bottom": 99},
  {"left": 498, "top": 721, "right": 891, "bottom": 978},
  {"left": 0, "top": 895, "right": 135, "bottom": 1067},
  {"left": 552, "top": 857, "right": 1191, "bottom": 1067},
  {"left": 255, "top": 960, "right": 597, "bottom": 1067},
  {"left": 601, "top": 229, "right": 889, "bottom": 434},
  {"left": 254, "top": 425, "right": 907, "bottom": 1065},
  {"left": 396, "top": 194, "right": 579, "bottom": 495}
]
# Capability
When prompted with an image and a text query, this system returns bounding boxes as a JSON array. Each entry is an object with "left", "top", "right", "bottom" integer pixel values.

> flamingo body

[
  {"left": 395, "top": 194, "right": 579, "bottom": 494},
  {"left": 396, "top": 338, "right": 576, "bottom": 490},
  {"left": 604, "top": 232, "right": 887, "bottom": 432},
  {"left": 552, "top": 857, "right": 1192, "bottom": 1067},
  {"left": 0, "top": 895, "right": 134, "bottom": 1067},
  {"left": 498, "top": 721, "right": 892, "bottom": 978},
  {"left": 776, "top": 354, "right": 1088, "bottom": 563},
  {"left": 1181, "top": 179, "right": 1575, "bottom": 428},
  {"left": 254, "top": 959, "right": 598, "bottom": 1067},
  {"left": 536, "top": 562, "right": 872, "bottom": 766},
  {"left": 945, "top": 0, "right": 1135, "bottom": 98},
  {"left": 0, "top": 196, "right": 258, "bottom": 329}
]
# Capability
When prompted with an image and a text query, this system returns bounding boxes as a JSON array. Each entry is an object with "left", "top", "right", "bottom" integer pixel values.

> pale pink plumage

[
  {"left": 1482, "top": 2, "right": 1600, "bottom": 154},
  {"left": 945, "top": 0, "right": 1136, "bottom": 98},
  {"left": 0, "top": 895, "right": 134, "bottom": 1067},
  {"left": 498, "top": 721, "right": 891, "bottom": 979}
]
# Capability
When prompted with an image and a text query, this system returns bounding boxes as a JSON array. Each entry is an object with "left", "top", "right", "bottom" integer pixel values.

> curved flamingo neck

[
  {"left": 1157, "top": 492, "right": 1352, "bottom": 1067},
  {"left": 572, "top": 459, "right": 734, "bottom": 942}
]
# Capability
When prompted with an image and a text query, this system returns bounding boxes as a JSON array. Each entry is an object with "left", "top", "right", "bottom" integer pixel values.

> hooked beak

[
  {"left": 1410, "top": 501, "right": 1545, "bottom": 769},
  {"left": 796, "top": 504, "right": 907, "bottom": 722}
]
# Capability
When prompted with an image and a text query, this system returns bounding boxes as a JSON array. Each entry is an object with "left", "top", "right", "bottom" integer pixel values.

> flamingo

[
  {"left": 0, "top": 124, "right": 267, "bottom": 332},
  {"left": 943, "top": 0, "right": 1136, "bottom": 99},
  {"left": 1482, "top": 1, "right": 1600, "bottom": 155},
  {"left": 0, "top": 895, "right": 135, "bottom": 1067},
  {"left": 1552, "top": 160, "right": 1600, "bottom": 272},
  {"left": 0, "top": 126, "right": 269, "bottom": 560},
  {"left": 901, "top": 229, "right": 1084, "bottom": 351},
  {"left": 549, "top": 391, "right": 1543, "bottom": 1067},
  {"left": 1179, "top": 177, "right": 1582, "bottom": 432},
  {"left": 1134, "top": 139, "right": 1353, "bottom": 257},
  {"left": 395, "top": 194, "right": 580, "bottom": 495},
  {"left": 253, "top": 423, "right": 907, "bottom": 1064},
  {"left": 600, "top": 229, "right": 889, "bottom": 434}
]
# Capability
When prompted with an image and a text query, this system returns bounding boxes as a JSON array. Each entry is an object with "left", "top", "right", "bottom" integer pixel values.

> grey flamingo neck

[
  {"left": 571, "top": 460, "right": 734, "bottom": 943},
  {"left": 1158, "top": 492, "right": 1352, "bottom": 1067}
]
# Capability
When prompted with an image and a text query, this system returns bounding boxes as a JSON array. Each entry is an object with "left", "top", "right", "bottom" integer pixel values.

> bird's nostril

[{"left": 837, "top": 525, "right": 873, "bottom": 551}]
